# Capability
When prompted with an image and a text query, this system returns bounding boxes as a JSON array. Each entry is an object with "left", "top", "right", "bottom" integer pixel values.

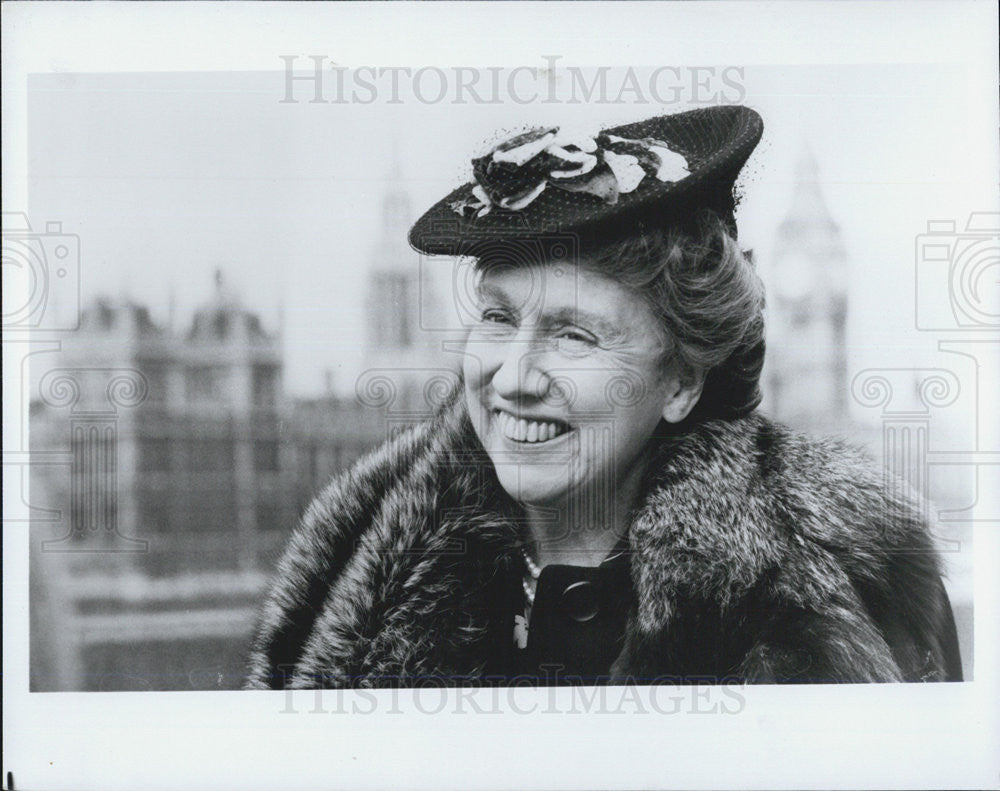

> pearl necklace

[{"left": 520, "top": 546, "right": 540, "bottom": 605}]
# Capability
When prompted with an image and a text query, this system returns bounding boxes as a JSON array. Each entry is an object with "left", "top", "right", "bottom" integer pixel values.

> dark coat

[{"left": 245, "top": 391, "right": 962, "bottom": 688}]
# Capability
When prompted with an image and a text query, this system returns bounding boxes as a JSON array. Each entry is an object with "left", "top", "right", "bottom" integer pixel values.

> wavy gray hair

[{"left": 583, "top": 211, "right": 766, "bottom": 420}]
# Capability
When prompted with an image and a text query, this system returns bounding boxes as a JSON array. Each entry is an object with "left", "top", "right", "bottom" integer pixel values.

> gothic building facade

[{"left": 29, "top": 277, "right": 388, "bottom": 691}]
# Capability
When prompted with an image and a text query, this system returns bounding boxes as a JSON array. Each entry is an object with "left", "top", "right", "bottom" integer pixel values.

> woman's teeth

[{"left": 495, "top": 410, "right": 569, "bottom": 443}]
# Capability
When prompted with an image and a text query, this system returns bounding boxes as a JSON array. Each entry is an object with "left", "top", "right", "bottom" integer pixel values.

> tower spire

[{"left": 763, "top": 142, "right": 849, "bottom": 429}]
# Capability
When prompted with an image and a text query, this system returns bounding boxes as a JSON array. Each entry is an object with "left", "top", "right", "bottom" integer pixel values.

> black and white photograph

[{"left": 3, "top": 2, "right": 998, "bottom": 789}]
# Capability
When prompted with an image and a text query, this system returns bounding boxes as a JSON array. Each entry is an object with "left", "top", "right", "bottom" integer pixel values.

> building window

[
  {"left": 307, "top": 443, "right": 319, "bottom": 485},
  {"left": 255, "top": 499, "right": 285, "bottom": 531},
  {"left": 184, "top": 437, "right": 235, "bottom": 471},
  {"left": 139, "top": 489, "right": 172, "bottom": 533},
  {"left": 139, "top": 437, "right": 172, "bottom": 472},
  {"left": 252, "top": 364, "right": 279, "bottom": 406},
  {"left": 186, "top": 366, "right": 223, "bottom": 402},
  {"left": 176, "top": 488, "right": 237, "bottom": 532},
  {"left": 213, "top": 310, "right": 230, "bottom": 340},
  {"left": 254, "top": 439, "right": 280, "bottom": 472},
  {"left": 790, "top": 301, "right": 811, "bottom": 329},
  {"left": 138, "top": 361, "right": 169, "bottom": 404}
]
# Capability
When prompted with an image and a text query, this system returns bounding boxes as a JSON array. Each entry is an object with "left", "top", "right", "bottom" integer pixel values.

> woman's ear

[{"left": 661, "top": 366, "right": 705, "bottom": 424}]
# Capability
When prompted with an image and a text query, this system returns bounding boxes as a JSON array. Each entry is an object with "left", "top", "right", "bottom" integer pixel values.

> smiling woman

[
  {"left": 466, "top": 259, "right": 683, "bottom": 514},
  {"left": 245, "top": 106, "right": 962, "bottom": 688}
]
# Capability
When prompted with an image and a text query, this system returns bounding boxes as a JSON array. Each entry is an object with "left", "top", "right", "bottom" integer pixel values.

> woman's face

[{"left": 464, "top": 258, "right": 700, "bottom": 508}]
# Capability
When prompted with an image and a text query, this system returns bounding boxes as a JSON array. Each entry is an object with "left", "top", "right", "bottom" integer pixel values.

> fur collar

[{"left": 246, "top": 390, "right": 961, "bottom": 687}]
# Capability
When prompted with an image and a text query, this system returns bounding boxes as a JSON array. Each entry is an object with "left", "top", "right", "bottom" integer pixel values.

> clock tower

[
  {"left": 362, "top": 155, "right": 457, "bottom": 418},
  {"left": 763, "top": 146, "right": 849, "bottom": 430}
]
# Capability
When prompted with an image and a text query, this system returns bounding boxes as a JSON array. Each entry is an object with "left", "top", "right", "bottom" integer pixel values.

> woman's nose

[{"left": 490, "top": 340, "right": 550, "bottom": 402}]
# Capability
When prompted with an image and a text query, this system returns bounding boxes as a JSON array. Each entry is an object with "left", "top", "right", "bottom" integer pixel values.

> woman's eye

[
  {"left": 556, "top": 329, "right": 598, "bottom": 347},
  {"left": 480, "top": 309, "right": 513, "bottom": 325}
]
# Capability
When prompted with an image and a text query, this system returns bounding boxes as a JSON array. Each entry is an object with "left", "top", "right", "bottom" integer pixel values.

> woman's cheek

[{"left": 462, "top": 337, "right": 495, "bottom": 389}]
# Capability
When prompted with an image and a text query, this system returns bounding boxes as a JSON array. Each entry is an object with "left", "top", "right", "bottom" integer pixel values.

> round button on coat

[{"left": 559, "top": 581, "right": 600, "bottom": 622}]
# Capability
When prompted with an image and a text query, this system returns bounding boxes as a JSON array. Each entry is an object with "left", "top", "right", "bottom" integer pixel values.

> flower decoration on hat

[{"left": 449, "top": 127, "right": 691, "bottom": 218}]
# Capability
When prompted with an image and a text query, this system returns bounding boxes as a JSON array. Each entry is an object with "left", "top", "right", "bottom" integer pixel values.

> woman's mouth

[{"left": 493, "top": 409, "right": 572, "bottom": 444}]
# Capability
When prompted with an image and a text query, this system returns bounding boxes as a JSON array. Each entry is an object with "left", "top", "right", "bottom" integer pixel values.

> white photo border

[{"left": 3, "top": 2, "right": 999, "bottom": 789}]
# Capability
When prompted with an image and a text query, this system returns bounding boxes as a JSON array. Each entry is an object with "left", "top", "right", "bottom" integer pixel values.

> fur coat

[{"left": 245, "top": 390, "right": 962, "bottom": 688}]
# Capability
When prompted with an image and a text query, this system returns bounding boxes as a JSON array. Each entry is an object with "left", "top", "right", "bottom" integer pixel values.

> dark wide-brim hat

[{"left": 408, "top": 105, "right": 763, "bottom": 257}]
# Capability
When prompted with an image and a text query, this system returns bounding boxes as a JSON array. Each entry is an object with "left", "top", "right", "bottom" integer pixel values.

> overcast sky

[{"left": 23, "top": 61, "right": 993, "bottom": 404}]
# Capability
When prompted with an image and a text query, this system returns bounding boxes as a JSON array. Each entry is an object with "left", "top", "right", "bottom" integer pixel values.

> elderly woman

[{"left": 246, "top": 106, "right": 961, "bottom": 687}]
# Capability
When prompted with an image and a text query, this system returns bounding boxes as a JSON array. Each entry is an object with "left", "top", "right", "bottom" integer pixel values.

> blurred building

[
  {"left": 29, "top": 162, "right": 463, "bottom": 691},
  {"left": 29, "top": 275, "right": 392, "bottom": 691}
]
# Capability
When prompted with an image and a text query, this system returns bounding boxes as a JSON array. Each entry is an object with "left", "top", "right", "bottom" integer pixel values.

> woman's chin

[
  {"left": 492, "top": 468, "right": 571, "bottom": 507},
  {"left": 480, "top": 425, "right": 590, "bottom": 505}
]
